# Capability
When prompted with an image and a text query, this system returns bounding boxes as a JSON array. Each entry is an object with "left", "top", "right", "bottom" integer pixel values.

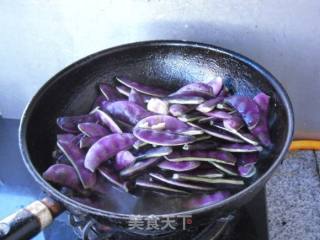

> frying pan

[{"left": 0, "top": 40, "right": 294, "bottom": 240}]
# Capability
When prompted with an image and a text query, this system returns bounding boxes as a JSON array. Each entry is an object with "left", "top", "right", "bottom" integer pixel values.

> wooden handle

[{"left": 0, "top": 198, "right": 63, "bottom": 240}]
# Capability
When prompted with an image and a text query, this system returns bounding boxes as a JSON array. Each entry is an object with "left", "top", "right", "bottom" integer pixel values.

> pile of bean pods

[{"left": 44, "top": 76, "right": 272, "bottom": 208}]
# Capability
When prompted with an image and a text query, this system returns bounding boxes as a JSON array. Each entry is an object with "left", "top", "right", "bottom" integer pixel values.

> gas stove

[{"left": 0, "top": 118, "right": 269, "bottom": 240}]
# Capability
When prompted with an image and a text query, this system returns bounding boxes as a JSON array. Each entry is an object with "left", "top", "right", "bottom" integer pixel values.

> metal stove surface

[{"left": 0, "top": 118, "right": 269, "bottom": 240}]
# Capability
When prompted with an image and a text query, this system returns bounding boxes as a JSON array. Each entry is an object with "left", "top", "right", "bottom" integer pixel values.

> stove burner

[
  {"left": 68, "top": 213, "right": 236, "bottom": 240},
  {"left": 63, "top": 189, "right": 269, "bottom": 240}
]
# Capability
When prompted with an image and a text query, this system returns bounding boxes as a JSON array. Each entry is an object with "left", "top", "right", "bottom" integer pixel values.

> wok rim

[{"left": 19, "top": 40, "right": 294, "bottom": 220}]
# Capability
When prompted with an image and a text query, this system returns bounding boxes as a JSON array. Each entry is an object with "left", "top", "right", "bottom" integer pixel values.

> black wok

[{"left": 0, "top": 40, "right": 294, "bottom": 240}]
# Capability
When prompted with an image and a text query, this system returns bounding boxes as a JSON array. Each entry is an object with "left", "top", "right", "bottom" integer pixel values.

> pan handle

[{"left": 0, "top": 197, "right": 63, "bottom": 240}]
